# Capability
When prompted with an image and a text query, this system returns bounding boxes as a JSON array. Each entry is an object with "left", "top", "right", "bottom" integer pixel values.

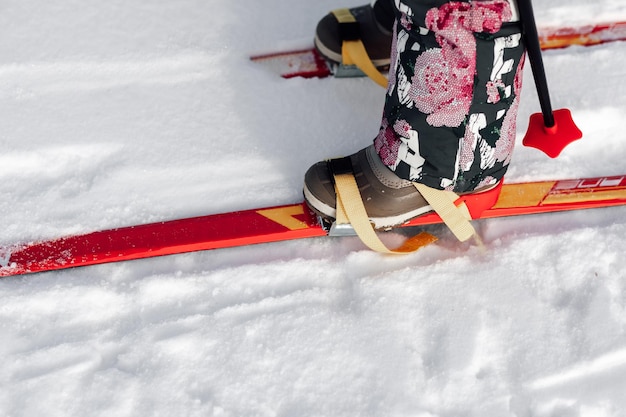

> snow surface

[{"left": 1, "top": 0, "right": 626, "bottom": 416}]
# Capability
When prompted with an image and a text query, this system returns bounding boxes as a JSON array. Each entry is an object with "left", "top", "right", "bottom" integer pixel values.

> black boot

[{"left": 314, "top": 1, "right": 395, "bottom": 69}]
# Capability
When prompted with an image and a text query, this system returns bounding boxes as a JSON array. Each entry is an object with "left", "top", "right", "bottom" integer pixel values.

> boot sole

[
  {"left": 304, "top": 181, "right": 503, "bottom": 230},
  {"left": 304, "top": 181, "right": 433, "bottom": 230}
]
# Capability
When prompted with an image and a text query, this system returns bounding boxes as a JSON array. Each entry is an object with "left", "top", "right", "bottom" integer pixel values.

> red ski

[
  {"left": 251, "top": 21, "right": 626, "bottom": 79},
  {"left": 1, "top": 175, "right": 626, "bottom": 277}
]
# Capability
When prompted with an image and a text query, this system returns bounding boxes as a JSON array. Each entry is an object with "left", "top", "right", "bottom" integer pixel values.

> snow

[{"left": 1, "top": 0, "right": 625, "bottom": 416}]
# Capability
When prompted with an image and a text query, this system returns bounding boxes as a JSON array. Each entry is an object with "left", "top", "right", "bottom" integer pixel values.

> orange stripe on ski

[
  {"left": 492, "top": 181, "right": 556, "bottom": 209},
  {"left": 257, "top": 205, "right": 310, "bottom": 231},
  {"left": 539, "top": 21, "right": 626, "bottom": 50},
  {"left": 543, "top": 188, "right": 626, "bottom": 205}
]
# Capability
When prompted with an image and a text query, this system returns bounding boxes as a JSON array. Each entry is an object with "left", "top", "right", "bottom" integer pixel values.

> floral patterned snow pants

[{"left": 373, "top": 0, "right": 526, "bottom": 192}]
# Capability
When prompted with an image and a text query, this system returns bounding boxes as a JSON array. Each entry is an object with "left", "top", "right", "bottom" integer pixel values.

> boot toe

[
  {"left": 304, "top": 161, "right": 337, "bottom": 217},
  {"left": 314, "top": 13, "right": 343, "bottom": 63}
]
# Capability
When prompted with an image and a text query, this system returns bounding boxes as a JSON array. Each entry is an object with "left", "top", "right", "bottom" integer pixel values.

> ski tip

[{"left": 522, "top": 108, "right": 583, "bottom": 158}]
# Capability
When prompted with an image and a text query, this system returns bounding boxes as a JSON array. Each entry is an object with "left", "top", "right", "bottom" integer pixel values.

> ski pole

[{"left": 517, "top": 0, "right": 582, "bottom": 157}]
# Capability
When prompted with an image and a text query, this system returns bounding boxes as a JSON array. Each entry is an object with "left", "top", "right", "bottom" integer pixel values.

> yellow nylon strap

[
  {"left": 333, "top": 172, "right": 437, "bottom": 254},
  {"left": 331, "top": 8, "right": 356, "bottom": 24},
  {"left": 412, "top": 183, "right": 478, "bottom": 243},
  {"left": 331, "top": 9, "right": 389, "bottom": 88}
]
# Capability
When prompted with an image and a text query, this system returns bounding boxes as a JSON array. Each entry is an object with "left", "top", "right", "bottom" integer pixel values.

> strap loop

[
  {"left": 331, "top": 9, "right": 389, "bottom": 88},
  {"left": 412, "top": 184, "right": 476, "bottom": 243},
  {"left": 333, "top": 172, "right": 438, "bottom": 254},
  {"left": 329, "top": 159, "right": 484, "bottom": 254}
]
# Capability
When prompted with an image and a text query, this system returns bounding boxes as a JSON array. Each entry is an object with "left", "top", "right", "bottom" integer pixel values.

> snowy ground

[{"left": 1, "top": 0, "right": 626, "bottom": 416}]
